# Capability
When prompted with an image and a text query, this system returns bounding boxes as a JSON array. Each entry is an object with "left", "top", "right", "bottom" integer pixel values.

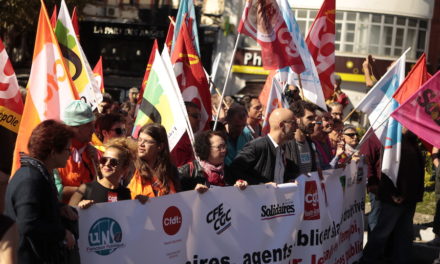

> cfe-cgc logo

[
  {"left": 304, "top": 181, "right": 320, "bottom": 220},
  {"left": 260, "top": 201, "right": 295, "bottom": 220},
  {"left": 206, "top": 203, "right": 231, "bottom": 235},
  {"left": 87, "top": 217, "right": 124, "bottom": 256},
  {"left": 163, "top": 206, "right": 182, "bottom": 236}
]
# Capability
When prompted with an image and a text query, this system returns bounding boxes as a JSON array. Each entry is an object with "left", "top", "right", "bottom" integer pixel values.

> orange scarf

[{"left": 127, "top": 170, "right": 176, "bottom": 199}]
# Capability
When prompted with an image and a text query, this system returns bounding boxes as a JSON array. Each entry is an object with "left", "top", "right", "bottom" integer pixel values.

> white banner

[{"left": 78, "top": 161, "right": 366, "bottom": 264}]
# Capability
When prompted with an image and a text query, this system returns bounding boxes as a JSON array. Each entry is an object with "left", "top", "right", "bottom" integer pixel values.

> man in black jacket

[{"left": 230, "top": 108, "right": 299, "bottom": 185}]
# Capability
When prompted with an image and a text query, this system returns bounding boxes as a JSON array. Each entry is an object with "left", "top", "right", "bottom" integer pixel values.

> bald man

[{"left": 229, "top": 108, "right": 300, "bottom": 185}]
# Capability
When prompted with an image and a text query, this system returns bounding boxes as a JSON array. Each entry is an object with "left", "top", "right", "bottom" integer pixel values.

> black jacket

[
  {"left": 178, "top": 160, "right": 234, "bottom": 191},
  {"left": 229, "top": 136, "right": 300, "bottom": 185},
  {"left": 4, "top": 156, "right": 67, "bottom": 263}
]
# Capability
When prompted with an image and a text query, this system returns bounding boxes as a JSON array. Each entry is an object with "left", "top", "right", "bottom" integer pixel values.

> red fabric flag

[
  {"left": 259, "top": 70, "right": 276, "bottom": 111},
  {"left": 165, "top": 17, "right": 175, "bottom": 52},
  {"left": 238, "top": 0, "right": 305, "bottom": 72},
  {"left": 393, "top": 53, "right": 429, "bottom": 104},
  {"left": 138, "top": 39, "right": 158, "bottom": 105},
  {"left": 50, "top": 5, "right": 57, "bottom": 29},
  {"left": 72, "top": 7, "right": 80, "bottom": 40},
  {"left": 171, "top": 20, "right": 212, "bottom": 131},
  {"left": 0, "top": 38, "right": 24, "bottom": 174},
  {"left": 93, "top": 56, "right": 105, "bottom": 94},
  {"left": 305, "top": 0, "right": 335, "bottom": 99}
]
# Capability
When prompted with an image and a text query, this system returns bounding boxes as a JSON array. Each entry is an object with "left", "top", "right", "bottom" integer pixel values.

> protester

[
  {"left": 0, "top": 214, "right": 18, "bottom": 264},
  {"left": 171, "top": 102, "right": 201, "bottom": 167},
  {"left": 94, "top": 113, "right": 126, "bottom": 145},
  {"left": 331, "top": 124, "right": 360, "bottom": 167},
  {"left": 128, "top": 123, "right": 180, "bottom": 198},
  {"left": 328, "top": 119, "right": 344, "bottom": 149},
  {"left": 97, "top": 93, "right": 113, "bottom": 114},
  {"left": 178, "top": 130, "right": 247, "bottom": 192},
  {"left": 361, "top": 128, "right": 425, "bottom": 264},
  {"left": 69, "top": 137, "right": 145, "bottom": 208},
  {"left": 211, "top": 94, "right": 227, "bottom": 123},
  {"left": 224, "top": 105, "right": 253, "bottom": 166},
  {"left": 4, "top": 120, "right": 78, "bottom": 263},
  {"left": 230, "top": 108, "right": 299, "bottom": 184},
  {"left": 330, "top": 74, "right": 349, "bottom": 110},
  {"left": 127, "top": 87, "right": 139, "bottom": 108},
  {"left": 311, "top": 111, "right": 334, "bottom": 169},
  {"left": 243, "top": 96, "right": 263, "bottom": 139},
  {"left": 286, "top": 100, "right": 318, "bottom": 174},
  {"left": 59, "top": 100, "right": 98, "bottom": 203},
  {"left": 328, "top": 102, "right": 344, "bottom": 121}
]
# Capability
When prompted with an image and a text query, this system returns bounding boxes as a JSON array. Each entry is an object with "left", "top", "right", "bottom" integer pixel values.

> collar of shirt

[{"left": 267, "top": 134, "right": 279, "bottom": 149}]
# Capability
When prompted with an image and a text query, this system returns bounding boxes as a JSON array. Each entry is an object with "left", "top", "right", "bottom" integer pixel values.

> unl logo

[
  {"left": 87, "top": 217, "right": 124, "bottom": 256},
  {"left": 162, "top": 206, "right": 182, "bottom": 236},
  {"left": 304, "top": 181, "right": 320, "bottom": 220}
]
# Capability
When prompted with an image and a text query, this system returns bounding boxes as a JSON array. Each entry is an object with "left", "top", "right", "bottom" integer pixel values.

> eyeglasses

[
  {"left": 111, "top": 127, "right": 126, "bottom": 135},
  {"left": 211, "top": 144, "right": 227, "bottom": 151},
  {"left": 138, "top": 138, "right": 157, "bottom": 145},
  {"left": 99, "top": 157, "right": 119, "bottom": 167},
  {"left": 344, "top": 133, "right": 358, "bottom": 138}
]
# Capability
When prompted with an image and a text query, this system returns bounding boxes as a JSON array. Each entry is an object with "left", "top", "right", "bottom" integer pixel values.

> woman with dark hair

[
  {"left": 94, "top": 113, "right": 126, "bottom": 144},
  {"left": 4, "top": 120, "right": 77, "bottom": 263},
  {"left": 69, "top": 137, "right": 145, "bottom": 208},
  {"left": 128, "top": 123, "right": 180, "bottom": 198},
  {"left": 178, "top": 130, "right": 248, "bottom": 192}
]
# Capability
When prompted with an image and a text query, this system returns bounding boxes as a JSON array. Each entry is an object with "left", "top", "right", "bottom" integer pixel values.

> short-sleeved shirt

[{"left": 83, "top": 181, "right": 131, "bottom": 203}]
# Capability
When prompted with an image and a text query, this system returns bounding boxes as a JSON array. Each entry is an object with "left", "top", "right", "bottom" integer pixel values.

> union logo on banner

[
  {"left": 163, "top": 206, "right": 182, "bottom": 236},
  {"left": 303, "top": 181, "right": 320, "bottom": 220},
  {"left": 87, "top": 217, "right": 124, "bottom": 256},
  {"left": 206, "top": 203, "right": 231, "bottom": 235}
]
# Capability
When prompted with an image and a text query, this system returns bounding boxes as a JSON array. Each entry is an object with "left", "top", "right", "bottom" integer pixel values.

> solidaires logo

[{"left": 87, "top": 217, "right": 125, "bottom": 256}]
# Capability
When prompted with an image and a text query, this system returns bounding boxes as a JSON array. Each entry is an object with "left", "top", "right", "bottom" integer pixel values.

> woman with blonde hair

[{"left": 128, "top": 123, "right": 179, "bottom": 198}]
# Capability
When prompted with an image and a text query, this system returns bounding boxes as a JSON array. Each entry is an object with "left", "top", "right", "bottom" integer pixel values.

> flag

[
  {"left": 12, "top": 1, "right": 79, "bottom": 174},
  {"left": 138, "top": 39, "right": 158, "bottom": 105},
  {"left": 72, "top": 6, "right": 80, "bottom": 40},
  {"left": 262, "top": 78, "right": 285, "bottom": 135},
  {"left": 132, "top": 50, "right": 188, "bottom": 151},
  {"left": 277, "top": 0, "right": 326, "bottom": 110},
  {"left": 92, "top": 56, "right": 105, "bottom": 94},
  {"left": 55, "top": 0, "right": 102, "bottom": 110},
  {"left": 393, "top": 53, "right": 429, "bottom": 104},
  {"left": 171, "top": 21, "right": 211, "bottom": 132},
  {"left": 259, "top": 71, "right": 277, "bottom": 111},
  {"left": 50, "top": 5, "right": 57, "bottom": 29},
  {"left": 356, "top": 49, "right": 408, "bottom": 185},
  {"left": 172, "top": 0, "right": 200, "bottom": 55},
  {"left": 165, "top": 18, "right": 175, "bottom": 52},
  {"left": 0, "top": 39, "right": 24, "bottom": 174},
  {"left": 305, "top": 0, "right": 335, "bottom": 99},
  {"left": 391, "top": 70, "right": 440, "bottom": 148},
  {"left": 238, "top": 0, "right": 305, "bottom": 72}
]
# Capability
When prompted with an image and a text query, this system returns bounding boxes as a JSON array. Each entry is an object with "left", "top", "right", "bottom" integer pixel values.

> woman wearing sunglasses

[
  {"left": 128, "top": 123, "right": 180, "bottom": 198},
  {"left": 69, "top": 137, "right": 142, "bottom": 209},
  {"left": 95, "top": 113, "right": 127, "bottom": 145},
  {"left": 179, "top": 130, "right": 247, "bottom": 192}
]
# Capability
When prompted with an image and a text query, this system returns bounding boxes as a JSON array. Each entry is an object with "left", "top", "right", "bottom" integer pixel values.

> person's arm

[
  {"left": 62, "top": 186, "right": 79, "bottom": 202},
  {"left": 0, "top": 222, "right": 18, "bottom": 264},
  {"left": 362, "top": 57, "right": 376, "bottom": 88},
  {"left": 68, "top": 184, "right": 87, "bottom": 207},
  {"left": 229, "top": 142, "right": 262, "bottom": 185},
  {"left": 433, "top": 147, "right": 439, "bottom": 168}
]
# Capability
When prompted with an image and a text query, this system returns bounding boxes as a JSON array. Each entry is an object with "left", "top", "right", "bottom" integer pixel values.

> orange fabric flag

[
  {"left": 258, "top": 70, "right": 277, "bottom": 111},
  {"left": 393, "top": 53, "right": 429, "bottom": 104},
  {"left": 93, "top": 56, "right": 105, "bottom": 93},
  {"left": 11, "top": 0, "right": 78, "bottom": 175},
  {"left": 138, "top": 39, "right": 158, "bottom": 105}
]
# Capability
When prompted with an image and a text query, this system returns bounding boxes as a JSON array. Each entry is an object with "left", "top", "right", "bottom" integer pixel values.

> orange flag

[
  {"left": 12, "top": 0, "right": 78, "bottom": 174},
  {"left": 138, "top": 39, "right": 158, "bottom": 105},
  {"left": 258, "top": 70, "right": 277, "bottom": 111},
  {"left": 93, "top": 56, "right": 105, "bottom": 93},
  {"left": 393, "top": 53, "right": 429, "bottom": 104}
]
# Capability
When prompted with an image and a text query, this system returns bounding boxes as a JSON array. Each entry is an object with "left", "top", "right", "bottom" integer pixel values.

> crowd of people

[{"left": 0, "top": 66, "right": 433, "bottom": 264}]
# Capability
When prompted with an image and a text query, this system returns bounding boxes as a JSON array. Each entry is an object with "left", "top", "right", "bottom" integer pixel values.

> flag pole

[{"left": 213, "top": 33, "right": 242, "bottom": 130}]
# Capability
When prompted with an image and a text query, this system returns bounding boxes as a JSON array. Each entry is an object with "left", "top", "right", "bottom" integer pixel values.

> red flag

[
  {"left": 171, "top": 20, "right": 212, "bottom": 131},
  {"left": 305, "top": 0, "right": 335, "bottom": 99},
  {"left": 138, "top": 40, "right": 158, "bottom": 105},
  {"left": 50, "top": 5, "right": 57, "bottom": 29},
  {"left": 72, "top": 6, "right": 80, "bottom": 40},
  {"left": 165, "top": 18, "right": 175, "bottom": 52},
  {"left": 238, "top": 0, "right": 305, "bottom": 72},
  {"left": 93, "top": 56, "right": 105, "bottom": 94},
  {"left": 0, "top": 38, "right": 24, "bottom": 174},
  {"left": 393, "top": 53, "right": 429, "bottom": 104},
  {"left": 259, "top": 70, "right": 276, "bottom": 111},
  {"left": 262, "top": 78, "right": 284, "bottom": 135}
]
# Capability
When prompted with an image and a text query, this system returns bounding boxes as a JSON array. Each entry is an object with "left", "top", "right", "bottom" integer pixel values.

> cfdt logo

[
  {"left": 87, "top": 217, "right": 124, "bottom": 256},
  {"left": 163, "top": 206, "right": 182, "bottom": 236},
  {"left": 304, "top": 181, "right": 320, "bottom": 220},
  {"left": 206, "top": 203, "right": 231, "bottom": 235}
]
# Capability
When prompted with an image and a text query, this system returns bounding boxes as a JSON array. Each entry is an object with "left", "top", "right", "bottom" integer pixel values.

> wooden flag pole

[
  {"left": 168, "top": 16, "right": 176, "bottom": 26},
  {"left": 213, "top": 33, "right": 242, "bottom": 130}
]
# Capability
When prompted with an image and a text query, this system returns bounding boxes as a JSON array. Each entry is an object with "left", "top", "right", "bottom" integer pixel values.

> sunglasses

[
  {"left": 99, "top": 157, "right": 119, "bottom": 167},
  {"left": 344, "top": 133, "right": 358, "bottom": 138},
  {"left": 112, "top": 127, "right": 126, "bottom": 135}
]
